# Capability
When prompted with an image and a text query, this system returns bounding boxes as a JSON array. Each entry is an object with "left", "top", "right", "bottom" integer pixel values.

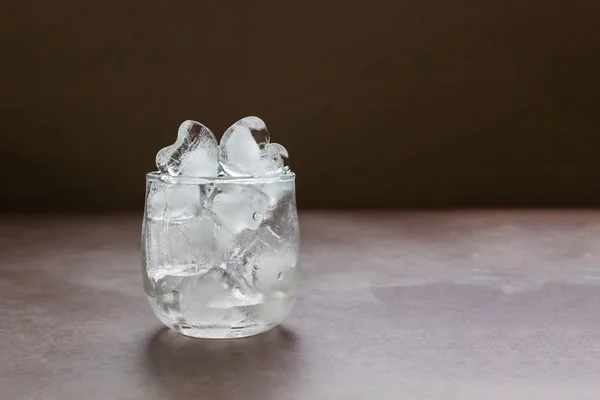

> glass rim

[{"left": 146, "top": 171, "right": 295, "bottom": 185}]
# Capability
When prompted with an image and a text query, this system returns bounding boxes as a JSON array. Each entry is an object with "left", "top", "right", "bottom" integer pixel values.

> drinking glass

[{"left": 142, "top": 172, "right": 300, "bottom": 339}]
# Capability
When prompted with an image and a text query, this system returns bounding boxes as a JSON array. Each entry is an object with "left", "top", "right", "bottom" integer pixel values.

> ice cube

[
  {"left": 253, "top": 243, "right": 299, "bottom": 296},
  {"left": 221, "top": 228, "right": 267, "bottom": 285},
  {"left": 259, "top": 188, "right": 299, "bottom": 241},
  {"left": 170, "top": 217, "right": 220, "bottom": 267},
  {"left": 219, "top": 116, "right": 284, "bottom": 176},
  {"left": 146, "top": 181, "right": 200, "bottom": 221},
  {"left": 180, "top": 269, "right": 230, "bottom": 308},
  {"left": 204, "top": 183, "right": 271, "bottom": 233},
  {"left": 222, "top": 227, "right": 299, "bottom": 295},
  {"left": 152, "top": 267, "right": 188, "bottom": 314},
  {"left": 253, "top": 191, "right": 301, "bottom": 297},
  {"left": 145, "top": 214, "right": 220, "bottom": 274},
  {"left": 151, "top": 267, "right": 224, "bottom": 325},
  {"left": 180, "top": 267, "right": 258, "bottom": 306},
  {"left": 258, "top": 172, "right": 295, "bottom": 208},
  {"left": 156, "top": 120, "right": 219, "bottom": 177},
  {"left": 210, "top": 181, "right": 299, "bottom": 292}
]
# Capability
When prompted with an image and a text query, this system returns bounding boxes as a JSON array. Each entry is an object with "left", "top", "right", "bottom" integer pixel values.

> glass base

[
  {"left": 173, "top": 322, "right": 276, "bottom": 339},
  {"left": 147, "top": 294, "right": 296, "bottom": 339}
]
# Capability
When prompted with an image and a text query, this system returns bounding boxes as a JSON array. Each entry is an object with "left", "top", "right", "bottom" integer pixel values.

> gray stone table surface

[{"left": 1, "top": 211, "right": 600, "bottom": 399}]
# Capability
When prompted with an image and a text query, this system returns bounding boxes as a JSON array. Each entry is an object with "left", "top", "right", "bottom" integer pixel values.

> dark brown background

[{"left": 2, "top": 0, "right": 599, "bottom": 211}]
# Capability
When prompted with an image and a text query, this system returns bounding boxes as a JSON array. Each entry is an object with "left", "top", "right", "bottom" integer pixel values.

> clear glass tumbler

[{"left": 142, "top": 172, "right": 300, "bottom": 339}]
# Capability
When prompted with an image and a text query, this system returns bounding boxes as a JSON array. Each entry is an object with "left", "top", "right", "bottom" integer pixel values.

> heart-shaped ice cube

[
  {"left": 219, "top": 116, "right": 284, "bottom": 177},
  {"left": 156, "top": 120, "right": 219, "bottom": 177}
]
